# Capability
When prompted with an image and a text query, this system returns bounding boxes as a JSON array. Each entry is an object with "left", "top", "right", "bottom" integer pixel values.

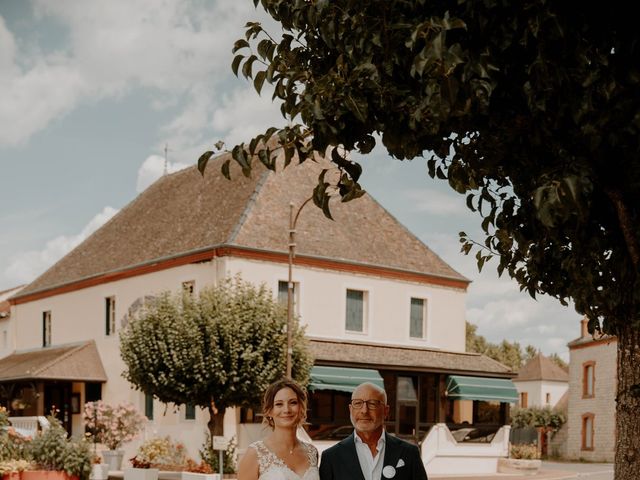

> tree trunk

[
  {"left": 207, "top": 403, "right": 226, "bottom": 439},
  {"left": 615, "top": 324, "right": 640, "bottom": 479}
]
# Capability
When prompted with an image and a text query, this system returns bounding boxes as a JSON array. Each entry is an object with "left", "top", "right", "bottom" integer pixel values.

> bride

[{"left": 237, "top": 378, "right": 319, "bottom": 480}]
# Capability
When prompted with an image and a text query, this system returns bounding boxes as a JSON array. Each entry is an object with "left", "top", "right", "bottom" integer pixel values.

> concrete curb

[{"left": 430, "top": 470, "right": 578, "bottom": 480}]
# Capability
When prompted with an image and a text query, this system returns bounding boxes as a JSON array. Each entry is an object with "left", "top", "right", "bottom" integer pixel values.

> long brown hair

[{"left": 262, "top": 378, "right": 308, "bottom": 429}]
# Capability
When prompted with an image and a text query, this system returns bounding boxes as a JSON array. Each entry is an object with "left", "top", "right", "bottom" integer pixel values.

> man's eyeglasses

[{"left": 350, "top": 399, "right": 384, "bottom": 410}]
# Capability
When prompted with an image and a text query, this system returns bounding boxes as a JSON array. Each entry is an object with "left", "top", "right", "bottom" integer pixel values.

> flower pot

[
  {"left": 90, "top": 464, "right": 110, "bottom": 480},
  {"left": 102, "top": 450, "right": 125, "bottom": 471},
  {"left": 123, "top": 468, "right": 158, "bottom": 480},
  {"left": 2, "top": 473, "right": 22, "bottom": 480},
  {"left": 497, "top": 458, "right": 542, "bottom": 475},
  {"left": 181, "top": 473, "right": 221, "bottom": 480},
  {"left": 22, "top": 471, "right": 78, "bottom": 480}
]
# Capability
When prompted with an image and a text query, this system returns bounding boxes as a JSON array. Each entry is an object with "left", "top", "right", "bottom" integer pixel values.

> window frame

[
  {"left": 519, "top": 392, "right": 528, "bottom": 408},
  {"left": 409, "top": 297, "right": 427, "bottom": 339},
  {"left": 105, "top": 296, "right": 116, "bottom": 336},
  {"left": 182, "top": 280, "right": 195, "bottom": 296},
  {"left": 581, "top": 412, "right": 595, "bottom": 450},
  {"left": 42, "top": 311, "right": 52, "bottom": 347},
  {"left": 345, "top": 288, "right": 368, "bottom": 333},
  {"left": 145, "top": 393, "right": 154, "bottom": 420},
  {"left": 277, "top": 280, "right": 299, "bottom": 315},
  {"left": 582, "top": 361, "right": 596, "bottom": 398}
]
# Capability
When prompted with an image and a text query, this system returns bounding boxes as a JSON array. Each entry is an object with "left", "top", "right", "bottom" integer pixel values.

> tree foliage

[
  {"left": 511, "top": 406, "right": 566, "bottom": 433},
  {"left": 466, "top": 321, "right": 568, "bottom": 371},
  {"left": 207, "top": 1, "right": 640, "bottom": 475},
  {"left": 120, "top": 276, "right": 313, "bottom": 436},
  {"left": 466, "top": 322, "right": 535, "bottom": 371}
]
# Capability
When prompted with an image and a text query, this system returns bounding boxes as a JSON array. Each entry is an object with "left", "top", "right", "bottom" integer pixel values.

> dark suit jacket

[{"left": 319, "top": 431, "right": 428, "bottom": 480}]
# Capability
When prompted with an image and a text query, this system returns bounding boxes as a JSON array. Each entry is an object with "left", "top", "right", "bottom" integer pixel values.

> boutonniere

[{"left": 382, "top": 459, "right": 405, "bottom": 478}]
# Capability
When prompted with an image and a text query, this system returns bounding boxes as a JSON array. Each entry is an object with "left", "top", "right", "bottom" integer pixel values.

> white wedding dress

[{"left": 250, "top": 440, "right": 320, "bottom": 480}]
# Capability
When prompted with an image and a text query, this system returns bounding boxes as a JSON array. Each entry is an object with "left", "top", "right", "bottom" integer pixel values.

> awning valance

[
  {"left": 446, "top": 375, "right": 518, "bottom": 403},
  {"left": 309, "top": 366, "right": 384, "bottom": 393}
]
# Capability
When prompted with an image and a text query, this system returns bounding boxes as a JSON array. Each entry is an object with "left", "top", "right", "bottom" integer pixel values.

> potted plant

[
  {"left": 83, "top": 402, "right": 146, "bottom": 471},
  {"left": 89, "top": 456, "right": 108, "bottom": 480},
  {"left": 0, "top": 460, "right": 33, "bottom": 480},
  {"left": 497, "top": 443, "right": 542, "bottom": 474},
  {"left": 125, "top": 437, "right": 187, "bottom": 480},
  {"left": 181, "top": 460, "right": 219, "bottom": 480},
  {"left": 22, "top": 416, "right": 92, "bottom": 480}
]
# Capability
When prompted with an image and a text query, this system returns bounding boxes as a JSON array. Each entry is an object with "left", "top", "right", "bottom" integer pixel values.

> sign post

[{"left": 212, "top": 436, "right": 228, "bottom": 477}]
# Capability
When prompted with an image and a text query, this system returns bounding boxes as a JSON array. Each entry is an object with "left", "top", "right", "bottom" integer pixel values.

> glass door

[{"left": 395, "top": 376, "right": 418, "bottom": 443}]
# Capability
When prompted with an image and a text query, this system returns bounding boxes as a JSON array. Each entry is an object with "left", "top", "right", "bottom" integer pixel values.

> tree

[
  {"left": 119, "top": 277, "right": 313, "bottom": 438},
  {"left": 548, "top": 353, "right": 569, "bottom": 372},
  {"left": 200, "top": 2, "right": 640, "bottom": 475},
  {"left": 466, "top": 321, "right": 537, "bottom": 372}
]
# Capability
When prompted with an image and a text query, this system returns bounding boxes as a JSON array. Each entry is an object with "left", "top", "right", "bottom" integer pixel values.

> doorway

[
  {"left": 395, "top": 376, "right": 418, "bottom": 443},
  {"left": 44, "top": 383, "right": 72, "bottom": 435}
]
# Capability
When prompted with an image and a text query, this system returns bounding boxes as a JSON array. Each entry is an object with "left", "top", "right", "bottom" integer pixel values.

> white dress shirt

[{"left": 354, "top": 430, "right": 386, "bottom": 480}]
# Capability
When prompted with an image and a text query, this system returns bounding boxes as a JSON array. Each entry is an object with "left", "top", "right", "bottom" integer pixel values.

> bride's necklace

[{"left": 288, "top": 441, "right": 299, "bottom": 455}]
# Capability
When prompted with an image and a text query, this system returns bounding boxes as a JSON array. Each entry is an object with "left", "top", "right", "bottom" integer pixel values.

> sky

[{"left": 0, "top": 0, "right": 581, "bottom": 360}]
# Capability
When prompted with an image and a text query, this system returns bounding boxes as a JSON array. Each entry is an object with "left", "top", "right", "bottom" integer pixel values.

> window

[
  {"left": 42, "top": 311, "right": 51, "bottom": 347},
  {"left": 545, "top": 393, "right": 551, "bottom": 404},
  {"left": 85, "top": 382, "right": 102, "bottom": 402},
  {"left": 345, "top": 289, "right": 366, "bottom": 332},
  {"left": 182, "top": 280, "right": 195, "bottom": 296},
  {"left": 145, "top": 393, "right": 154, "bottom": 420},
  {"left": 277, "top": 280, "right": 298, "bottom": 314},
  {"left": 582, "top": 413, "right": 594, "bottom": 450},
  {"left": 410, "top": 298, "right": 426, "bottom": 338},
  {"left": 185, "top": 404, "right": 196, "bottom": 420},
  {"left": 583, "top": 361, "right": 595, "bottom": 397},
  {"left": 519, "top": 392, "right": 528, "bottom": 408},
  {"left": 105, "top": 297, "right": 116, "bottom": 336}
]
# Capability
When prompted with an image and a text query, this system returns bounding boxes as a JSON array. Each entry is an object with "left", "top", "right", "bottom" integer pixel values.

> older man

[{"left": 319, "top": 382, "right": 428, "bottom": 480}]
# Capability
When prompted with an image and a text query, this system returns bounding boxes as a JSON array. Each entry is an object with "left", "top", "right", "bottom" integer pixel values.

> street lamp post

[{"left": 286, "top": 197, "right": 313, "bottom": 378}]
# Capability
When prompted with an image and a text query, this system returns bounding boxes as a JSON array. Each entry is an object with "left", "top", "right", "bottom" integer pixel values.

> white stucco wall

[
  {"left": 9, "top": 253, "right": 467, "bottom": 462},
  {"left": 225, "top": 257, "right": 467, "bottom": 352},
  {"left": 513, "top": 380, "right": 568, "bottom": 408}
]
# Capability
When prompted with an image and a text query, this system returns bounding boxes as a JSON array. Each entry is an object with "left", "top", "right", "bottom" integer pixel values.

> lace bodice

[{"left": 249, "top": 440, "right": 319, "bottom": 480}]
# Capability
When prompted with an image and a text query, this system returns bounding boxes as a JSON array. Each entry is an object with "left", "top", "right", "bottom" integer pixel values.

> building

[
  {"left": 513, "top": 353, "right": 568, "bottom": 408},
  {"left": 565, "top": 318, "right": 616, "bottom": 461},
  {"left": 4, "top": 153, "right": 517, "bottom": 473}
]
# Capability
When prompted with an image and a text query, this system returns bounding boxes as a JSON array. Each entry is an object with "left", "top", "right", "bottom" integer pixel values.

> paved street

[
  {"left": 429, "top": 460, "right": 614, "bottom": 480},
  {"left": 541, "top": 461, "right": 613, "bottom": 480}
]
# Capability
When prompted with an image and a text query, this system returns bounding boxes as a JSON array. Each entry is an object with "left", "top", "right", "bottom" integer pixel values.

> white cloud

[
  {"left": 1, "top": 0, "right": 272, "bottom": 147},
  {"left": 3, "top": 206, "right": 118, "bottom": 285},
  {"left": 211, "top": 85, "right": 285, "bottom": 147},
  {"left": 404, "top": 188, "right": 468, "bottom": 215},
  {"left": 136, "top": 155, "right": 190, "bottom": 192}
]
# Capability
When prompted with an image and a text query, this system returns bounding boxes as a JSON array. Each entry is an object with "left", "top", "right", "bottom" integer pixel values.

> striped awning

[
  {"left": 446, "top": 375, "right": 518, "bottom": 403},
  {"left": 308, "top": 366, "right": 384, "bottom": 393}
]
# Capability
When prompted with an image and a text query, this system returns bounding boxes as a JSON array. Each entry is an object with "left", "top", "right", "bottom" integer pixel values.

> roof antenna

[{"left": 163, "top": 143, "right": 171, "bottom": 176}]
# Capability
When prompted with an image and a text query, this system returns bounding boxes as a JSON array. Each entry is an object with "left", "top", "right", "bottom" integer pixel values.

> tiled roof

[
  {"left": 0, "top": 285, "right": 24, "bottom": 317},
  {"left": 309, "top": 338, "right": 514, "bottom": 376},
  {"left": 514, "top": 353, "right": 568, "bottom": 382},
  {"left": 16, "top": 154, "right": 467, "bottom": 299},
  {"left": 0, "top": 341, "right": 107, "bottom": 382}
]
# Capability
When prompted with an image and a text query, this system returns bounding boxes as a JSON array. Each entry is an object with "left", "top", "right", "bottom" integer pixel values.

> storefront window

[{"left": 307, "top": 390, "right": 353, "bottom": 440}]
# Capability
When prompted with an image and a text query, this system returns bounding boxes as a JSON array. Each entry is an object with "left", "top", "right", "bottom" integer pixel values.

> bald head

[{"left": 352, "top": 382, "right": 387, "bottom": 403}]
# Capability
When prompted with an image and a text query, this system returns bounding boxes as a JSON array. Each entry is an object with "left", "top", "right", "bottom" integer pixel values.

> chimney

[{"left": 580, "top": 317, "right": 589, "bottom": 338}]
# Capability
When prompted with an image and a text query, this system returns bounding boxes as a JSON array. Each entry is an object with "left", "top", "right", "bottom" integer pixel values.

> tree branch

[{"left": 606, "top": 189, "right": 640, "bottom": 268}]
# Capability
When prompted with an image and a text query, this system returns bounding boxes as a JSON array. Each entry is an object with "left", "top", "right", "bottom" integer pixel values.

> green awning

[
  {"left": 446, "top": 375, "right": 518, "bottom": 403},
  {"left": 309, "top": 366, "right": 384, "bottom": 393}
]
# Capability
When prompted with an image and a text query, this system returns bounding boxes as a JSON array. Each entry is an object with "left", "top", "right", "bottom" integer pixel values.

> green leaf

[
  {"left": 254, "top": 70, "right": 267, "bottom": 95},
  {"left": 197, "top": 151, "right": 215, "bottom": 175},
  {"left": 232, "top": 39, "right": 249, "bottom": 54},
  {"left": 231, "top": 55, "right": 244, "bottom": 76}
]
